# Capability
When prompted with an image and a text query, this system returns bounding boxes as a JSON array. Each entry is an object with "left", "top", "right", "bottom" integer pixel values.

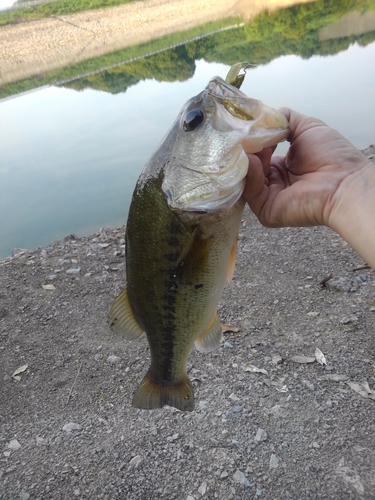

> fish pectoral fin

[
  {"left": 132, "top": 371, "right": 194, "bottom": 411},
  {"left": 108, "top": 285, "right": 144, "bottom": 340},
  {"left": 194, "top": 313, "right": 223, "bottom": 353},
  {"left": 176, "top": 227, "right": 197, "bottom": 268},
  {"left": 226, "top": 238, "right": 238, "bottom": 282}
]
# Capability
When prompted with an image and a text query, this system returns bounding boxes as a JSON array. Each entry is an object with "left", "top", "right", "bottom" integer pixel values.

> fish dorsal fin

[
  {"left": 226, "top": 238, "right": 238, "bottom": 282},
  {"left": 194, "top": 313, "right": 223, "bottom": 353},
  {"left": 132, "top": 371, "right": 194, "bottom": 411},
  {"left": 108, "top": 285, "right": 144, "bottom": 340}
]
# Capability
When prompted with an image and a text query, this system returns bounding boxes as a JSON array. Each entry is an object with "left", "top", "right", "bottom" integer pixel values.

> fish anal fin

[
  {"left": 132, "top": 371, "right": 194, "bottom": 411},
  {"left": 194, "top": 313, "right": 222, "bottom": 353},
  {"left": 108, "top": 285, "right": 144, "bottom": 340},
  {"left": 226, "top": 238, "right": 238, "bottom": 282}
]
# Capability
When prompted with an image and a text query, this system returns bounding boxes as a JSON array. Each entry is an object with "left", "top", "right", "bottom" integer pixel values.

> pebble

[
  {"left": 198, "top": 481, "right": 207, "bottom": 495},
  {"left": 224, "top": 341, "right": 233, "bottom": 348},
  {"left": 8, "top": 439, "right": 21, "bottom": 450},
  {"left": 62, "top": 422, "right": 82, "bottom": 433},
  {"left": 272, "top": 355, "right": 283, "bottom": 365},
  {"left": 233, "top": 405, "right": 243, "bottom": 413},
  {"left": 233, "top": 470, "right": 250, "bottom": 487},
  {"left": 167, "top": 433, "right": 179, "bottom": 442},
  {"left": 107, "top": 355, "right": 121, "bottom": 364},
  {"left": 66, "top": 267, "right": 81, "bottom": 275},
  {"left": 129, "top": 455, "right": 142, "bottom": 467},
  {"left": 229, "top": 393, "right": 240, "bottom": 402},
  {"left": 340, "top": 315, "right": 358, "bottom": 324},
  {"left": 186, "top": 496, "right": 196, "bottom": 500},
  {"left": 254, "top": 428, "right": 267, "bottom": 443},
  {"left": 220, "top": 471, "right": 229, "bottom": 478},
  {"left": 269, "top": 454, "right": 280, "bottom": 469},
  {"left": 325, "top": 277, "right": 351, "bottom": 292},
  {"left": 20, "top": 493, "right": 30, "bottom": 500}
]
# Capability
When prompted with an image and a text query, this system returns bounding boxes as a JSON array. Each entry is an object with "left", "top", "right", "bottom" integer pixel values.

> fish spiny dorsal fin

[
  {"left": 132, "top": 371, "right": 194, "bottom": 411},
  {"left": 108, "top": 285, "right": 144, "bottom": 340},
  {"left": 226, "top": 238, "right": 238, "bottom": 282},
  {"left": 194, "top": 313, "right": 222, "bottom": 353}
]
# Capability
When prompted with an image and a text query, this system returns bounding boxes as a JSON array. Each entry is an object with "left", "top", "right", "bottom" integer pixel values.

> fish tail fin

[{"left": 132, "top": 371, "right": 195, "bottom": 411}]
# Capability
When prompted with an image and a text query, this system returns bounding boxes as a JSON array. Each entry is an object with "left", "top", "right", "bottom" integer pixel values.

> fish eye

[{"left": 183, "top": 109, "right": 204, "bottom": 132}]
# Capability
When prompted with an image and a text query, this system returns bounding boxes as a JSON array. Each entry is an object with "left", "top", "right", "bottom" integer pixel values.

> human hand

[{"left": 243, "top": 108, "right": 371, "bottom": 229}]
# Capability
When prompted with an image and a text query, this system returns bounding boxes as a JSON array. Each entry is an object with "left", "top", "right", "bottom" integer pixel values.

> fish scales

[{"left": 108, "top": 64, "right": 289, "bottom": 411}]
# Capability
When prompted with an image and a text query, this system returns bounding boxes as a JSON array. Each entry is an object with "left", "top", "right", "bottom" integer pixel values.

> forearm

[{"left": 328, "top": 160, "right": 375, "bottom": 270}]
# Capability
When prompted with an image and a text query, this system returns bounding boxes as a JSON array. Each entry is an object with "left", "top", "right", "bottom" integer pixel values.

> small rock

[
  {"left": 271, "top": 404, "right": 282, "bottom": 414},
  {"left": 199, "top": 401, "right": 207, "bottom": 409},
  {"left": 220, "top": 471, "right": 229, "bottom": 478},
  {"left": 186, "top": 496, "right": 196, "bottom": 500},
  {"left": 272, "top": 355, "right": 283, "bottom": 365},
  {"left": 8, "top": 439, "right": 21, "bottom": 450},
  {"left": 233, "top": 470, "right": 250, "bottom": 487},
  {"left": 62, "top": 422, "right": 82, "bottom": 433},
  {"left": 340, "top": 315, "right": 358, "bottom": 324},
  {"left": 107, "top": 355, "right": 121, "bottom": 364},
  {"left": 254, "top": 428, "right": 267, "bottom": 443},
  {"left": 269, "top": 453, "right": 280, "bottom": 469},
  {"left": 129, "top": 455, "right": 142, "bottom": 467},
  {"left": 256, "top": 489, "right": 262, "bottom": 497},
  {"left": 325, "top": 277, "right": 351, "bottom": 292},
  {"left": 66, "top": 267, "right": 81, "bottom": 275},
  {"left": 224, "top": 341, "right": 233, "bottom": 348},
  {"left": 167, "top": 433, "right": 179, "bottom": 442},
  {"left": 20, "top": 493, "right": 30, "bottom": 500},
  {"left": 11, "top": 248, "right": 27, "bottom": 257},
  {"left": 73, "top": 489, "right": 80, "bottom": 497},
  {"left": 198, "top": 481, "right": 207, "bottom": 496},
  {"left": 229, "top": 393, "right": 240, "bottom": 402},
  {"left": 312, "top": 442, "right": 320, "bottom": 449},
  {"left": 233, "top": 405, "right": 243, "bottom": 413}
]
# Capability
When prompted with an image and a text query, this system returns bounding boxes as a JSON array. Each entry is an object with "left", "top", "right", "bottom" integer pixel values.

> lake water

[{"left": 1, "top": 1, "right": 375, "bottom": 257}]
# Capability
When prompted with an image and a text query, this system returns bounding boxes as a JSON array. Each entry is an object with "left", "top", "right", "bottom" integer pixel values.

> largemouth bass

[{"left": 108, "top": 64, "right": 289, "bottom": 411}]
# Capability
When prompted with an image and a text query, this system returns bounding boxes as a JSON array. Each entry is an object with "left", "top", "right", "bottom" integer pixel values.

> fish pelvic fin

[
  {"left": 194, "top": 313, "right": 223, "bottom": 353},
  {"left": 132, "top": 371, "right": 195, "bottom": 411},
  {"left": 226, "top": 238, "right": 238, "bottom": 282},
  {"left": 108, "top": 284, "right": 144, "bottom": 340}
]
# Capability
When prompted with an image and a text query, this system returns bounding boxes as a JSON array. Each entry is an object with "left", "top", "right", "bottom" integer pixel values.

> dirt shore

[
  {"left": 0, "top": 146, "right": 374, "bottom": 499},
  {"left": 0, "top": 0, "right": 315, "bottom": 86}
]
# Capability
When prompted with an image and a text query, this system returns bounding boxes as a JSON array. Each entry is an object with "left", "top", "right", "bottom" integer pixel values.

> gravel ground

[{"left": 0, "top": 146, "right": 375, "bottom": 499}]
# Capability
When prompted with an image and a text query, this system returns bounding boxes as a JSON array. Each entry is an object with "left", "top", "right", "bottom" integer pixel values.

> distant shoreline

[{"left": 0, "top": 0, "right": 315, "bottom": 86}]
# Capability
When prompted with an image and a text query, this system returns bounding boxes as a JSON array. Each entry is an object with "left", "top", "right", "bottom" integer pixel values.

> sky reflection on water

[{"left": 1, "top": 41, "right": 375, "bottom": 257}]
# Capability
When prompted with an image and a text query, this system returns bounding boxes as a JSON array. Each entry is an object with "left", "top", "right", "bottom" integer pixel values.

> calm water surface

[{"left": 1, "top": 8, "right": 375, "bottom": 257}]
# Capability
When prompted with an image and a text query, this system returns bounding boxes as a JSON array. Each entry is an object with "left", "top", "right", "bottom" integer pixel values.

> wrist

[{"left": 328, "top": 158, "right": 375, "bottom": 269}]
